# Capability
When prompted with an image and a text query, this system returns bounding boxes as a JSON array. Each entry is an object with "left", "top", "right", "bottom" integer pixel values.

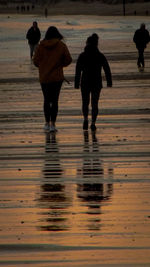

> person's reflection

[
  {"left": 77, "top": 131, "right": 113, "bottom": 230},
  {"left": 37, "top": 132, "right": 70, "bottom": 232}
]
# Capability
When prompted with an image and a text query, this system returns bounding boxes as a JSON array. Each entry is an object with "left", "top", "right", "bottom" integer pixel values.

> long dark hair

[{"left": 45, "top": 26, "right": 63, "bottom": 40}]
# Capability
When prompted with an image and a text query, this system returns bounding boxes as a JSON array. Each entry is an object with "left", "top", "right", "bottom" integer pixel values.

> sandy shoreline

[
  {"left": 0, "top": 1, "right": 150, "bottom": 16},
  {"left": 0, "top": 14, "right": 150, "bottom": 266}
]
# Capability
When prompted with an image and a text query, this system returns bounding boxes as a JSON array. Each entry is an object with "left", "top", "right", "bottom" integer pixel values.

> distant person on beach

[
  {"left": 133, "top": 23, "right": 150, "bottom": 71},
  {"left": 75, "top": 33, "right": 112, "bottom": 131},
  {"left": 33, "top": 26, "right": 72, "bottom": 132},
  {"left": 45, "top": 8, "right": 48, "bottom": 17},
  {"left": 26, "top": 21, "right": 41, "bottom": 59}
]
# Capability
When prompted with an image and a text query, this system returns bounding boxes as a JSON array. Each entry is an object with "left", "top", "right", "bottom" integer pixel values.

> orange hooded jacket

[{"left": 33, "top": 38, "right": 72, "bottom": 83}]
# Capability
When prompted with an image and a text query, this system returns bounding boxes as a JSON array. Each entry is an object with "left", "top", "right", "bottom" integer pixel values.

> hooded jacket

[
  {"left": 33, "top": 39, "right": 72, "bottom": 83},
  {"left": 75, "top": 45, "right": 112, "bottom": 89},
  {"left": 26, "top": 26, "right": 41, "bottom": 45},
  {"left": 133, "top": 28, "right": 150, "bottom": 49}
]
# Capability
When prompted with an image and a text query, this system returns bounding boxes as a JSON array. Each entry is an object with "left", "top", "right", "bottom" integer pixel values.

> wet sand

[{"left": 0, "top": 15, "right": 150, "bottom": 266}]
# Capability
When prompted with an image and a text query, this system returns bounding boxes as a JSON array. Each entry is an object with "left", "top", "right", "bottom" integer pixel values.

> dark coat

[
  {"left": 26, "top": 26, "right": 41, "bottom": 45},
  {"left": 75, "top": 45, "right": 112, "bottom": 89},
  {"left": 133, "top": 28, "right": 150, "bottom": 49}
]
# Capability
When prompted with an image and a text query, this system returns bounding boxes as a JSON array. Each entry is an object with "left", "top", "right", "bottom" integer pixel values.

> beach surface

[
  {"left": 0, "top": 14, "right": 150, "bottom": 266},
  {"left": 1, "top": 1, "right": 150, "bottom": 16}
]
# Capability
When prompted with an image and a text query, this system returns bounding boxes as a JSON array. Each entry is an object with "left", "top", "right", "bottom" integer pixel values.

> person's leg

[
  {"left": 81, "top": 87, "right": 90, "bottom": 129},
  {"left": 29, "top": 44, "right": 34, "bottom": 59},
  {"left": 139, "top": 48, "right": 144, "bottom": 67},
  {"left": 41, "top": 83, "right": 51, "bottom": 128},
  {"left": 138, "top": 48, "right": 144, "bottom": 68},
  {"left": 91, "top": 87, "right": 101, "bottom": 130},
  {"left": 50, "top": 81, "right": 62, "bottom": 128},
  {"left": 33, "top": 44, "right": 38, "bottom": 57},
  {"left": 137, "top": 48, "right": 141, "bottom": 67}
]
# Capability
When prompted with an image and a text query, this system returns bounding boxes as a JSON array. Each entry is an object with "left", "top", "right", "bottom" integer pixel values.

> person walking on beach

[
  {"left": 75, "top": 33, "right": 112, "bottom": 131},
  {"left": 26, "top": 21, "right": 41, "bottom": 59},
  {"left": 33, "top": 26, "right": 72, "bottom": 132},
  {"left": 133, "top": 23, "right": 150, "bottom": 71}
]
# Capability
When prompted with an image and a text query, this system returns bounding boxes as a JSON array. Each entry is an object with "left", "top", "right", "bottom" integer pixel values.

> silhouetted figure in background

[
  {"left": 26, "top": 21, "right": 41, "bottom": 59},
  {"left": 133, "top": 23, "right": 150, "bottom": 71},
  {"left": 45, "top": 8, "right": 48, "bottom": 17},
  {"left": 33, "top": 26, "right": 72, "bottom": 132},
  {"left": 75, "top": 33, "right": 112, "bottom": 131},
  {"left": 16, "top": 6, "right": 19, "bottom": 12}
]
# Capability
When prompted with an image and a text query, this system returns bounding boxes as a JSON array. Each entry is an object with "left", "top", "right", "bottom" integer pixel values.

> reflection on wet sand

[
  {"left": 77, "top": 131, "right": 113, "bottom": 230},
  {"left": 37, "top": 131, "right": 114, "bottom": 232},
  {"left": 38, "top": 132, "right": 71, "bottom": 232}
]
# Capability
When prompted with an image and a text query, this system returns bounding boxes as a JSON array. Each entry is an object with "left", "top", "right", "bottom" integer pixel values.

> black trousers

[
  {"left": 41, "top": 81, "right": 62, "bottom": 123},
  {"left": 137, "top": 47, "right": 145, "bottom": 67},
  {"left": 81, "top": 86, "right": 101, "bottom": 123},
  {"left": 29, "top": 43, "right": 38, "bottom": 59}
]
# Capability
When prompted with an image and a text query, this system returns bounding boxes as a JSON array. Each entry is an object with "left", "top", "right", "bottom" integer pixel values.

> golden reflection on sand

[{"left": 0, "top": 14, "right": 150, "bottom": 265}]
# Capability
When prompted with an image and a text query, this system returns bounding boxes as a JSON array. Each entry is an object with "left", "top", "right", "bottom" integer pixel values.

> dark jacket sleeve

[
  {"left": 62, "top": 43, "right": 72, "bottom": 67},
  {"left": 145, "top": 29, "right": 150, "bottom": 45},
  {"left": 133, "top": 30, "right": 137, "bottom": 44},
  {"left": 75, "top": 54, "right": 83, "bottom": 88},
  {"left": 26, "top": 28, "right": 31, "bottom": 40},
  {"left": 102, "top": 54, "right": 112, "bottom": 87}
]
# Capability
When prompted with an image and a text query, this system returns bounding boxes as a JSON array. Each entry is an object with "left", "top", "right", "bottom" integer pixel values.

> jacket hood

[{"left": 40, "top": 38, "right": 60, "bottom": 49}]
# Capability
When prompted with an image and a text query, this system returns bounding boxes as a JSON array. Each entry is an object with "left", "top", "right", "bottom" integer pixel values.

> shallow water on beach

[{"left": 0, "top": 14, "right": 150, "bottom": 266}]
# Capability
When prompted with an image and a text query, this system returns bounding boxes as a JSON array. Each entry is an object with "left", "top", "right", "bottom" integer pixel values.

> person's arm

[
  {"left": 146, "top": 30, "right": 150, "bottom": 44},
  {"left": 62, "top": 44, "right": 72, "bottom": 67},
  {"left": 26, "top": 29, "right": 30, "bottom": 40},
  {"left": 75, "top": 54, "right": 83, "bottom": 89},
  {"left": 133, "top": 30, "right": 138, "bottom": 44},
  {"left": 102, "top": 54, "right": 112, "bottom": 87}
]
